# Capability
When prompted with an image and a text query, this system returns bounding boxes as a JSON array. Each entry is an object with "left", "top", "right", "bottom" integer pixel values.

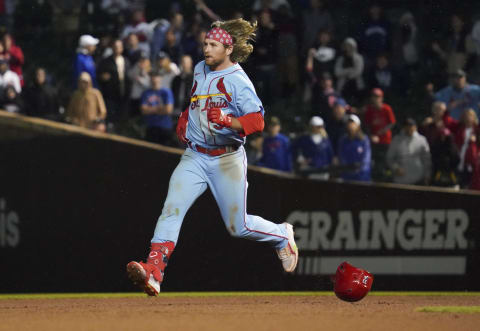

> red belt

[{"left": 189, "top": 142, "right": 239, "bottom": 156}]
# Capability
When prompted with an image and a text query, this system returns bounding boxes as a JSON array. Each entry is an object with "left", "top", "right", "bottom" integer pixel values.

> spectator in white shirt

[{"left": 0, "top": 58, "right": 21, "bottom": 94}]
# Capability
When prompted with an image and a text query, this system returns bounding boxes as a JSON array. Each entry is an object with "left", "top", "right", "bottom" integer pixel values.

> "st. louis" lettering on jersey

[{"left": 186, "top": 61, "right": 264, "bottom": 148}]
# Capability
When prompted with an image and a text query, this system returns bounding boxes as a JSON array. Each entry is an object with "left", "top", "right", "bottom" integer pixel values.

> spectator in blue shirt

[
  {"left": 259, "top": 116, "right": 292, "bottom": 172},
  {"left": 74, "top": 35, "right": 99, "bottom": 88},
  {"left": 435, "top": 69, "right": 480, "bottom": 120},
  {"left": 292, "top": 116, "right": 333, "bottom": 178},
  {"left": 140, "top": 71, "right": 174, "bottom": 145},
  {"left": 338, "top": 114, "right": 371, "bottom": 182}
]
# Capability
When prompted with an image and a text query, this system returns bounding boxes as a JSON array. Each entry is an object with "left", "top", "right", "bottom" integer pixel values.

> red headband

[{"left": 206, "top": 27, "right": 233, "bottom": 46}]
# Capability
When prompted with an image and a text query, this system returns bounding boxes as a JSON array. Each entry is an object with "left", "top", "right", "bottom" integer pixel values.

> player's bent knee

[{"left": 227, "top": 224, "right": 250, "bottom": 238}]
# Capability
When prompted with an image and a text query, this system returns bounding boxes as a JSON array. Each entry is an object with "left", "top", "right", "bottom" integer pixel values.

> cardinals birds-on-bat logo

[{"left": 216, "top": 77, "right": 232, "bottom": 102}]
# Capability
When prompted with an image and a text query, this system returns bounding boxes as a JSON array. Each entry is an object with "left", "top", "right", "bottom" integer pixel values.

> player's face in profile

[{"left": 203, "top": 38, "right": 229, "bottom": 68}]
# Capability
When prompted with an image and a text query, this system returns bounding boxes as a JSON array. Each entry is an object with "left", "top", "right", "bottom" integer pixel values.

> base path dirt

[{"left": 1, "top": 294, "right": 479, "bottom": 331}]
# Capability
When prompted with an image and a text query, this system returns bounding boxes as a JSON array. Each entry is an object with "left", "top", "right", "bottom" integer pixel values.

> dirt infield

[{"left": 1, "top": 293, "right": 479, "bottom": 331}]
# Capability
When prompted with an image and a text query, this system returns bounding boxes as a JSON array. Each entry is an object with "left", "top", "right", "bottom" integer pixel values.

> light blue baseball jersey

[
  {"left": 150, "top": 60, "right": 289, "bottom": 253},
  {"left": 186, "top": 61, "right": 264, "bottom": 148}
]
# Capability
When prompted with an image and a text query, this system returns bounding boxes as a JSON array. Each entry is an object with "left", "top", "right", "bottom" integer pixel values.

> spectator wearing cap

[
  {"left": 435, "top": 69, "right": 480, "bottom": 120},
  {"left": 0, "top": 58, "right": 20, "bottom": 94},
  {"left": 128, "top": 54, "right": 151, "bottom": 117},
  {"left": 155, "top": 51, "right": 180, "bottom": 90},
  {"left": 97, "top": 39, "right": 132, "bottom": 123},
  {"left": 2, "top": 33, "right": 24, "bottom": 87},
  {"left": 364, "top": 88, "right": 396, "bottom": 181},
  {"left": 386, "top": 118, "right": 431, "bottom": 185},
  {"left": 337, "top": 114, "right": 371, "bottom": 182},
  {"left": 140, "top": 71, "right": 174, "bottom": 145},
  {"left": 258, "top": 116, "right": 292, "bottom": 172},
  {"left": 74, "top": 34, "right": 99, "bottom": 88},
  {"left": 334, "top": 38, "right": 365, "bottom": 100},
  {"left": 66, "top": 72, "right": 107, "bottom": 132},
  {"left": 325, "top": 98, "right": 348, "bottom": 155},
  {"left": 246, "top": 133, "right": 264, "bottom": 165},
  {"left": 292, "top": 116, "right": 333, "bottom": 178}
]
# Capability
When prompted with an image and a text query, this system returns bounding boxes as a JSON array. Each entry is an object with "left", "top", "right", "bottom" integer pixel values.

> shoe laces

[{"left": 277, "top": 246, "right": 291, "bottom": 261}]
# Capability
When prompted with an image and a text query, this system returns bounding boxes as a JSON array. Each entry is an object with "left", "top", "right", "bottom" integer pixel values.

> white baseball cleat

[
  {"left": 276, "top": 223, "right": 299, "bottom": 273},
  {"left": 126, "top": 261, "right": 161, "bottom": 296}
]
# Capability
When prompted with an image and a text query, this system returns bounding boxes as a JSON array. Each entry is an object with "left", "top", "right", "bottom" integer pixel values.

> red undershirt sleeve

[{"left": 236, "top": 112, "right": 264, "bottom": 136}]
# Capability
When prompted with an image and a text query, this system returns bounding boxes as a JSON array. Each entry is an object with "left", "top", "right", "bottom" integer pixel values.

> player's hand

[
  {"left": 176, "top": 108, "right": 189, "bottom": 144},
  {"left": 207, "top": 107, "right": 232, "bottom": 129}
]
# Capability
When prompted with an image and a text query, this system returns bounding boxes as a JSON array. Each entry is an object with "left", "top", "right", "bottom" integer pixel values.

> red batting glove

[
  {"left": 176, "top": 108, "right": 189, "bottom": 144},
  {"left": 207, "top": 107, "right": 232, "bottom": 129}
]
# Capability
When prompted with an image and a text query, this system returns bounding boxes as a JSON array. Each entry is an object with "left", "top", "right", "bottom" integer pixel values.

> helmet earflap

[{"left": 334, "top": 262, "right": 374, "bottom": 302}]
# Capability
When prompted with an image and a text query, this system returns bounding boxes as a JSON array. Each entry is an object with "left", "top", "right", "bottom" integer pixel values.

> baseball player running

[{"left": 126, "top": 18, "right": 298, "bottom": 296}]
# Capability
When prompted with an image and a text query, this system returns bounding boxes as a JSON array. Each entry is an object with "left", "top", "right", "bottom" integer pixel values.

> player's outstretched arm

[{"left": 207, "top": 107, "right": 264, "bottom": 136}]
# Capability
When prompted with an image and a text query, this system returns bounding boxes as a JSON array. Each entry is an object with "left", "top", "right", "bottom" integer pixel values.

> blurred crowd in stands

[{"left": 3, "top": 0, "right": 480, "bottom": 190}]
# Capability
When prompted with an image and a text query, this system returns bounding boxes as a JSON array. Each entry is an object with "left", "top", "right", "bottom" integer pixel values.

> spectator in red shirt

[
  {"left": 2, "top": 33, "right": 24, "bottom": 87},
  {"left": 363, "top": 88, "right": 396, "bottom": 181},
  {"left": 443, "top": 108, "right": 480, "bottom": 188}
]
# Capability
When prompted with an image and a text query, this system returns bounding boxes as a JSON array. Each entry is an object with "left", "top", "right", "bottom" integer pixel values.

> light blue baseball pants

[{"left": 151, "top": 146, "right": 288, "bottom": 249}]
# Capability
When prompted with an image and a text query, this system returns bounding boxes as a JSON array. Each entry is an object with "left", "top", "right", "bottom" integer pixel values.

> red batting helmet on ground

[{"left": 334, "top": 262, "right": 374, "bottom": 302}]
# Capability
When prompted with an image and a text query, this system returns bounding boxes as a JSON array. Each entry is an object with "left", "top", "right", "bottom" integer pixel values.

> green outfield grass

[
  {"left": 416, "top": 306, "right": 480, "bottom": 313},
  {"left": 0, "top": 291, "right": 480, "bottom": 300}
]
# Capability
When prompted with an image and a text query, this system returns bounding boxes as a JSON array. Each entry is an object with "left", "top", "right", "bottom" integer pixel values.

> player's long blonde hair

[{"left": 211, "top": 18, "right": 257, "bottom": 63}]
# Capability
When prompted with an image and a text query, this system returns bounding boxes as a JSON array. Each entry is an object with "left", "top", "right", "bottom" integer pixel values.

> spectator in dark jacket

[
  {"left": 252, "top": 10, "right": 278, "bottom": 107},
  {"left": 301, "top": 0, "right": 334, "bottom": 53},
  {"left": 325, "top": 98, "right": 348, "bottom": 155},
  {"left": 171, "top": 55, "right": 193, "bottom": 113},
  {"left": 259, "top": 116, "right": 292, "bottom": 172},
  {"left": 74, "top": 34, "right": 99, "bottom": 88},
  {"left": 160, "top": 28, "right": 183, "bottom": 65},
  {"left": 124, "top": 33, "right": 143, "bottom": 66},
  {"left": 430, "top": 127, "right": 460, "bottom": 187},
  {"left": 292, "top": 116, "right": 333, "bottom": 178},
  {"left": 358, "top": 4, "right": 391, "bottom": 61},
  {"left": 366, "top": 53, "right": 398, "bottom": 96},
  {"left": 97, "top": 39, "right": 131, "bottom": 122},
  {"left": 311, "top": 71, "right": 340, "bottom": 118},
  {"left": 23, "top": 67, "right": 59, "bottom": 120},
  {"left": 338, "top": 114, "right": 371, "bottom": 182}
]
